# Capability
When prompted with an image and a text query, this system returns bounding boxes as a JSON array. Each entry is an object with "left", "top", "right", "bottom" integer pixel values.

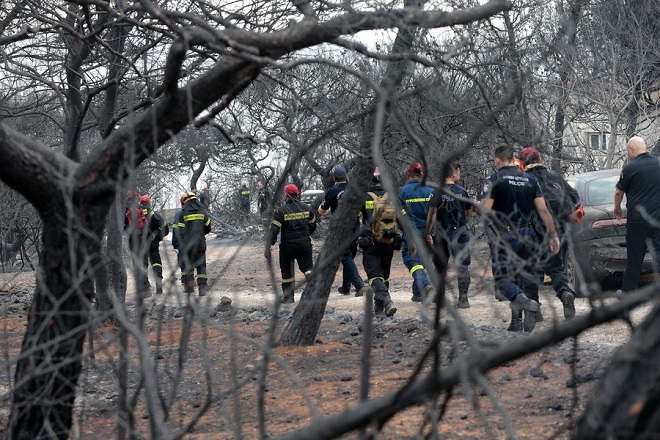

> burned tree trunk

[{"left": 574, "top": 303, "right": 660, "bottom": 439}]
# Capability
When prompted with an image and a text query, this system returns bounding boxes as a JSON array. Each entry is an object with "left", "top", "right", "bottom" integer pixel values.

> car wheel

[{"left": 564, "top": 251, "right": 584, "bottom": 298}]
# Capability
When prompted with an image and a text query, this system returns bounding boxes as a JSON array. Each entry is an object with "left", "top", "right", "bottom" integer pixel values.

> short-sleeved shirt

[
  {"left": 398, "top": 179, "right": 433, "bottom": 229},
  {"left": 429, "top": 183, "right": 471, "bottom": 229},
  {"left": 319, "top": 182, "right": 347, "bottom": 214},
  {"left": 616, "top": 152, "right": 660, "bottom": 224},
  {"left": 483, "top": 165, "right": 543, "bottom": 229}
]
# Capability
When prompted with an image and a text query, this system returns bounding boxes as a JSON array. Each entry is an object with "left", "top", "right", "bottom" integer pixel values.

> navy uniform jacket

[{"left": 398, "top": 179, "right": 433, "bottom": 229}]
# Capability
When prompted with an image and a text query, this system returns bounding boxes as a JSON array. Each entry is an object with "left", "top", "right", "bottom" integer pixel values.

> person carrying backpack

[
  {"left": 424, "top": 162, "right": 474, "bottom": 309},
  {"left": 357, "top": 168, "right": 398, "bottom": 317},
  {"left": 176, "top": 192, "right": 212, "bottom": 296},
  {"left": 520, "top": 147, "right": 580, "bottom": 321},
  {"left": 124, "top": 190, "right": 151, "bottom": 298},
  {"left": 140, "top": 195, "right": 168, "bottom": 295}
]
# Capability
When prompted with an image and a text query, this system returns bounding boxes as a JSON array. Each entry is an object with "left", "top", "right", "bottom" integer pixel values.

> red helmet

[
  {"left": 140, "top": 195, "right": 151, "bottom": 205},
  {"left": 285, "top": 184, "right": 299, "bottom": 197}
]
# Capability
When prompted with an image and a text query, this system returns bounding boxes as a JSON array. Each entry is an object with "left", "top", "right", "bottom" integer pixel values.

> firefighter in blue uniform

[{"left": 398, "top": 162, "right": 434, "bottom": 302}]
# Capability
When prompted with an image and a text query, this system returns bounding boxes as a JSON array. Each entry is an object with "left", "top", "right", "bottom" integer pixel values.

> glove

[
  {"left": 393, "top": 232, "right": 403, "bottom": 251},
  {"left": 357, "top": 235, "right": 373, "bottom": 249}
]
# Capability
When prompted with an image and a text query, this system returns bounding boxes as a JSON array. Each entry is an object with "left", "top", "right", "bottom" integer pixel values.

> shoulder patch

[{"left": 483, "top": 183, "right": 490, "bottom": 193}]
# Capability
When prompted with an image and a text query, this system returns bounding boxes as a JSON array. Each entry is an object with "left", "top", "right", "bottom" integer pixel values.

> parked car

[{"left": 564, "top": 169, "right": 655, "bottom": 295}]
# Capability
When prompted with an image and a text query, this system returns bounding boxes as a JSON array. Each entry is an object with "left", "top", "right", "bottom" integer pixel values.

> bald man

[{"left": 614, "top": 136, "right": 660, "bottom": 292}]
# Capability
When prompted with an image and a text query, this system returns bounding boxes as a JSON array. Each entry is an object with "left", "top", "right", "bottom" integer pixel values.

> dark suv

[{"left": 564, "top": 169, "right": 655, "bottom": 295}]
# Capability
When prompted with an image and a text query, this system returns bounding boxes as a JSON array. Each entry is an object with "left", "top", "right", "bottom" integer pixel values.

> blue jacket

[{"left": 398, "top": 179, "right": 433, "bottom": 229}]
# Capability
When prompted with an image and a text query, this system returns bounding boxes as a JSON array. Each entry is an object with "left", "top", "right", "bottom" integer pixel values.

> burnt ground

[{"left": 0, "top": 233, "right": 650, "bottom": 439}]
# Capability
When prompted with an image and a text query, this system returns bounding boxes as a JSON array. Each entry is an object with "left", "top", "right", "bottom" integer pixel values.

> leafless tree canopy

[{"left": 0, "top": 0, "right": 659, "bottom": 438}]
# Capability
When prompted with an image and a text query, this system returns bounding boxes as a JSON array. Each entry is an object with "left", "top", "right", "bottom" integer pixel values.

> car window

[{"left": 585, "top": 176, "right": 622, "bottom": 206}]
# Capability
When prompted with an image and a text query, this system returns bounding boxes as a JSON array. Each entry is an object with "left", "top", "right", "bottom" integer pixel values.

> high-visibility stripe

[
  {"left": 204, "top": 219, "right": 211, "bottom": 226},
  {"left": 241, "top": 190, "right": 251, "bottom": 195},
  {"left": 410, "top": 265, "right": 425, "bottom": 275},
  {"left": 368, "top": 276, "right": 385, "bottom": 285},
  {"left": 308, "top": 217, "right": 316, "bottom": 224},
  {"left": 272, "top": 220, "right": 282, "bottom": 228},
  {"left": 152, "top": 263, "right": 162, "bottom": 268},
  {"left": 177, "top": 223, "right": 185, "bottom": 228},
  {"left": 282, "top": 277, "right": 294, "bottom": 283},
  {"left": 197, "top": 274, "right": 207, "bottom": 279},
  {"left": 365, "top": 200, "right": 375, "bottom": 209},
  {"left": 283, "top": 211, "right": 310, "bottom": 221},
  {"left": 184, "top": 213, "right": 205, "bottom": 221},
  {"left": 405, "top": 197, "right": 429, "bottom": 203}
]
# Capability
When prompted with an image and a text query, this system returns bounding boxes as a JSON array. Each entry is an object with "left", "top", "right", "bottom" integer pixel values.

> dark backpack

[
  {"left": 367, "top": 191, "right": 397, "bottom": 244},
  {"left": 126, "top": 207, "right": 148, "bottom": 230},
  {"left": 533, "top": 169, "right": 579, "bottom": 223}
]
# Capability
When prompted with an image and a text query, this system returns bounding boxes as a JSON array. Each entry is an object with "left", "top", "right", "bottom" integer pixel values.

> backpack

[
  {"left": 367, "top": 191, "right": 397, "bottom": 244},
  {"left": 126, "top": 206, "right": 148, "bottom": 230},
  {"left": 539, "top": 174, "right": 576, "bottom": 222}
]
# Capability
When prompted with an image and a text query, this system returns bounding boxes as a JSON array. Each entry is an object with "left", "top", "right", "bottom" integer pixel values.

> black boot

[
  {"left": 512, "top": 294, "right": 539, "bottom": 332},
  {"left": 507, "top": 307, "right": 523, "bottom": 332},
  {"left": 155, "top": 277, "right": 163, "bottom": 295},
  {"left": 457, "top": 291, "right": 470, "bottom": 309}
]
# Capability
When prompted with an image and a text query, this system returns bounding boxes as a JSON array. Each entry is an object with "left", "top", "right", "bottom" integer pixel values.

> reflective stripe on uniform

[
  {"left": 197, "top": 274, "right": 207, "bottom": 279},
  {"left": 368, "top": 276, "right": 385, "bottom": 285},
  {"left": 184, "top": 213, "right": 205, "bottom": 221},
  {"left": 405, "top": 197, "right": 429, "bottom": 204},
  {"left": 282, "top": 277, "right": 294, "bottom": 283},
  {"left": 410, "top": 265, "right": 425, "bottom": 275},
  {"left": 283, "top": 211, "right": 310, "bottom": 221},
  {"left": 152, "top": 263, "right": 162, "bottom": 268},
  {"left": 272, "top": 220, "right": 282, "bottom": 228},
  {"left": 365, "top": 200, "right": 375, "bottom": 209}
]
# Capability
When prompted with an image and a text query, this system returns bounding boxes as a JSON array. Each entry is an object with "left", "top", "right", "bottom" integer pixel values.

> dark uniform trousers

[
  {"left": 362, "top": 241, "right": 394, "bottom": 309},
  {"left": 623, "top": 223, "right": 660, "bottom": 292},
  {"left": 279, "top": 242, "right": 313, "bottom": 299},
  {"left": 432, "top": 227, "right": 471, "bottom": 294},
  {"left": 129, "top": 233, "right": 150, "bottom": 293}
]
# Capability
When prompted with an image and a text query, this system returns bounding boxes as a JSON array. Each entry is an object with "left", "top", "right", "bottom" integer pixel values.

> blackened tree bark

[{"left": 574, "top": 302, "right": 660, "bottom": 439}]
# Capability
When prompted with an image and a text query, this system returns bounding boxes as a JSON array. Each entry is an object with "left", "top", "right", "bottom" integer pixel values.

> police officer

[
  {"left": 357, "top": 168, "right": 397, "bottom": 316},
  {"left": 398, "top": 162, "right": 434, "bottom": 302},
  {"left": 614, "top": 136, "right": 660, "bottom": 292},
  {"left": 425, "top": 162, "right": 473, "bottom": 308},
  {"left": 318, "top": 166, "right": 369, "bottom": 298},
  {"left": 176, "top": 192, "right": 212, "bottom": 296},
  {"left": 139, "top": 195, "right": 166, "bottom": 295},
  {"left": 269, "top": 184, "right": 317, "bottom": 303},
  {"left": 482, "top": 145, "right": 560, "bottom": 332},
  {"left": 520, "top": 147, "right": 579, "bottom": 320}
]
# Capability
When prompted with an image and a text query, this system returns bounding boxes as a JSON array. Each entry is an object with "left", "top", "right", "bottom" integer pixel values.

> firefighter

[
  {"left": 268, "top": 184, "right": 316, "bottom": 303},
  {"left": 398, "top": 163, "right": 434, "bottom": 302},
  {"left": 124, "top": 190, "right": 151, "bottom": 298},
  {"left": 357, "top": 168, "right": 397, "bottom": 316},
  {"left": 257, "top": 181, "right": 271, "bottom": 225},
  {"left": 175, "top": 192, "right": 212, "bottom": 296},
  {"left": 139, "top": 195, "right": 166, "bottom": 295},
  {"left": 238, "top": 182, "right": 251, "bottom": 215}
]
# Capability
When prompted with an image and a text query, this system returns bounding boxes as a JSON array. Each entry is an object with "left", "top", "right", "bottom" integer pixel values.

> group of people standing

[
  {"left": 267, "top": 145, "right": 589, "bottom": 332},
  {"left": 124, "top": 189, "right": 212, "bottom": 298}
]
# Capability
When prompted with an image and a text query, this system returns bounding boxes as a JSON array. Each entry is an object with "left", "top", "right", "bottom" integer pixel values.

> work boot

[
  {"left": 185, "top": 281, "right": 195, "bottom": 294},
  {"left": 355, "top": 286, "right": 370, "bottom": 298},
  {"left": 507, "top": 307, "right": 523, "bottom": 332},
  {"left": 457, "top": 292, "right": 470, "bottom": 309},
  {"left": 511, "top": 294, "right": 539, "bottom": 333},
  {"left": 338, "top": 287, "right": 351, "bottom": 295},
  {"left": 384, "top": 300, "right": 397, "bottom": 317},
  {"left": 155, "top": 278, "right": 163, "bottom": 295},
  {"left": 282, "top": 294, "right": 294, "bottom": 304},
  {"left": 560, "top": 289, "right": 576, "bottom": 320},
  {"left": 198, "top": 284, "right": 207, "bottom": 297},
  {"left": 411, "top": 295, "right": 422, "bottom": 302},
  {"left": 374, "top": 300, "right": 384, "bottom": 315}
]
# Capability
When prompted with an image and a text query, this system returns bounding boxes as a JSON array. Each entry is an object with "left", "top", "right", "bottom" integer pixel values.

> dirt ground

[{"left": 0, "top": 232, "right": 651, "bottom": 439}]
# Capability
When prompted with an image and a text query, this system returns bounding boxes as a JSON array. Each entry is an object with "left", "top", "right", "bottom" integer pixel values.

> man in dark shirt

[
  {"left": 425, "top": 162, "right": 473, "bottom": 308},
  {"left": 483, "top": 145, "right": 560, "bottom": 332},
  {"left": 520, "top": 147, "right": 580, "bottom": 320},
  {"left": 269, "top": 184, "right": 317, "bottom": 303},
  {"left": 614, "top": 136, "right": 660, "bottom": 292},
  {"left": 318, "top": 166, "right": 369, "bottom": 298}
]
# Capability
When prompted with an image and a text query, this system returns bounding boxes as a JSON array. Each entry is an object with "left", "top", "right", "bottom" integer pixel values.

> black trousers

[
  {"left": 362, "top": 241, "right": 394, "bottom": 306},
  {"left": 279, "top": 241, "right": 313, "bottom": 300},
  {"left": 149, "top": 239, "right": 163, "bottom": 279},
  {"left": 180, "top": 245, "right": 207, "bottom": 286},
  {"left": 623, "top": 223, "right": 660, "bottom": 292}
]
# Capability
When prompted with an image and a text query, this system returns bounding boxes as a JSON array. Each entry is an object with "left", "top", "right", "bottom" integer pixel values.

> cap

[
  {"left": 332, "top": 166, "right": 347, "bottom": 180},
  {"left": 520, "top": 147, "right": 541, "bottom": 165},
  {"left": 285, "top": 184, "right": 299, "bottom": 197},
  {"left": 139, "top": 195, "right": 151, "bottom": 205},
  {"left": 407, "top": 162, "right": 423, "bottom": 175}
]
